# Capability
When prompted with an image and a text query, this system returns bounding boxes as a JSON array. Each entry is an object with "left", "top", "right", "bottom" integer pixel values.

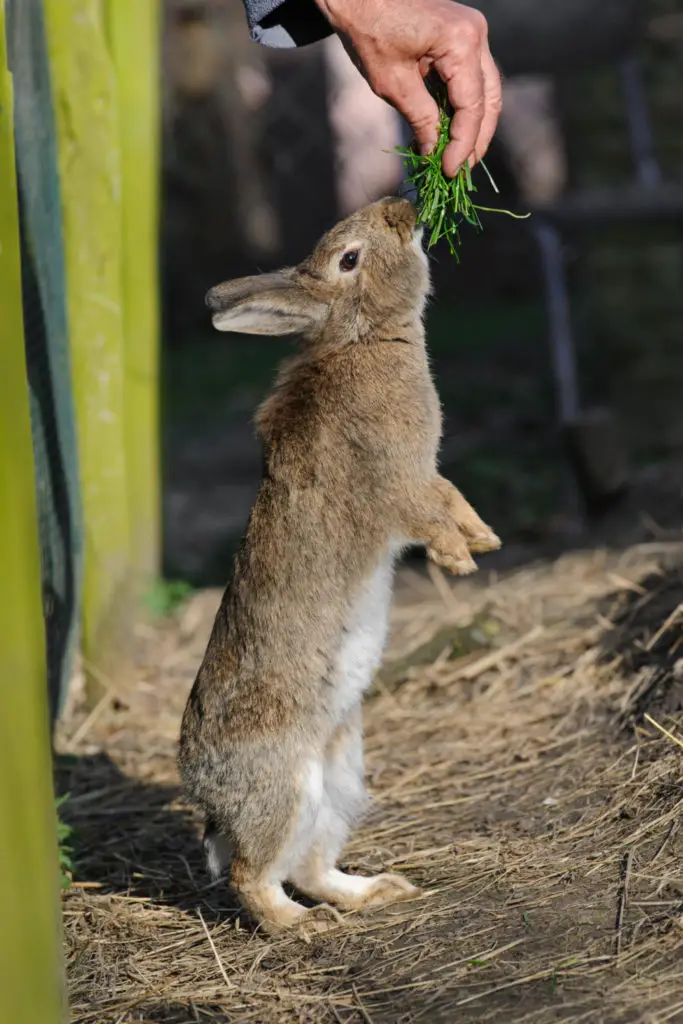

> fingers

[
  {"left": 333, "top": 1, "right": 503, "bottom": 178},
  {"left": 436, "top": 15, "right": 502, "bottom": 176},
  {"left": 439, "top": 44, "right": 485, "bottom": 177},
  {"left": 373, "top": 64, "right": 441, "bottom": 156}
]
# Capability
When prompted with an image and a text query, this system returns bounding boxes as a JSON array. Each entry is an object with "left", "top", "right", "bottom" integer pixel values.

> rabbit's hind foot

[
  {"left": 231, "top": 861, "right": 343, "bottom": 938},
  {"left": 292, "top": 862, "right": 421, "bottom": 911}
]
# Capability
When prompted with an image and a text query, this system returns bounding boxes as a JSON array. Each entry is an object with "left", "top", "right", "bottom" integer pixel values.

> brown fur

[{"left": 179, "top": 198, "right": 500, "bottom": 935}]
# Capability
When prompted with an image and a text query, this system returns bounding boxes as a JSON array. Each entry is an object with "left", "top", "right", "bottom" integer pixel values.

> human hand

[{"left": 315, "top": 0, "right": 502, "bottom": 177}]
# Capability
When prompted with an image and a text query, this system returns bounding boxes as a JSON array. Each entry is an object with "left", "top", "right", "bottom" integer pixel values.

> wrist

[{"left": 312, "top": 0, "right": 362, "bottom": 35}]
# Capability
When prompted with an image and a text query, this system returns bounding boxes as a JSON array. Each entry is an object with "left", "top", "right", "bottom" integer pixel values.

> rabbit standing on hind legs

[{"left": 178, "top": 197, "right": 501, "bottom": 937}]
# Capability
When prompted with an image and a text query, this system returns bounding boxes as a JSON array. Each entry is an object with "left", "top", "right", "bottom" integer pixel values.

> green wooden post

[
  {"left": 106, "top": 0, "right": 162, "bottom": 589},
  {"left": 0, "top": 5, "right": 66, "bottom": 1020},
  {"left": 43, "top": 0, "right": 134, "bottom": 704}
]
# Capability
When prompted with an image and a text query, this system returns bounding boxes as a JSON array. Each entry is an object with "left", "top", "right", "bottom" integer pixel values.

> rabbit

[{"left": 178, "top": 196, "right": 501, "bottom": 937}]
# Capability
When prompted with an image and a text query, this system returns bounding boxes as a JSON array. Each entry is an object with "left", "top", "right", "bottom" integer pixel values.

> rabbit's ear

[{"left": 206, "top": 272, "right": 327, "bottom": 336}]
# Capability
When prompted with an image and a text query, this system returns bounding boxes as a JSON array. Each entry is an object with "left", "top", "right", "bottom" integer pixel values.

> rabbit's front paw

[
  {"left": 465, "top": 526, "right": 502, "bottom": 554},
  {"left": 427, "top": 544, "right": 478, "bottom": 576},
  {"left": 434, "top": 478, "right": 502, "bottom": 554}
]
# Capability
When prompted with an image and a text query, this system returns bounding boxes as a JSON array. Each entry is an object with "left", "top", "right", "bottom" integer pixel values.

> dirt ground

[{"left": 57, "top": 542, "right": 683, "bottom": 1024}]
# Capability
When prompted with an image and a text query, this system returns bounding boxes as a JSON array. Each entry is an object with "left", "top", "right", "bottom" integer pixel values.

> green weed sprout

[{"left": 56, "top": 793, "right": 74, "bottom": 889}]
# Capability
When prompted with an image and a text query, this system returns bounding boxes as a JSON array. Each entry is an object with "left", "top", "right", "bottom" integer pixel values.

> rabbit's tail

[{"left": 203, "top": 818, "right": 234, "bottom": 880}]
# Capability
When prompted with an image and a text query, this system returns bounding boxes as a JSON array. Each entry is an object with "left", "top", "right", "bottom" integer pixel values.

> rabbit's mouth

[{"left": 411, "top": 223, "right": 428, "bottom": 269}]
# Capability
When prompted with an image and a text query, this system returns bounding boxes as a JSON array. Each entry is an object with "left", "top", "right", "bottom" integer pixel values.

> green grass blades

[{"left": 397, "top": 107, "right": 529, "bottom": 259}]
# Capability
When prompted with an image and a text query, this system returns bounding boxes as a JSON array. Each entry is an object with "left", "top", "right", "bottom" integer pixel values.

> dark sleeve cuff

[{"left": 244, "top": 0, "right": 333, "bottom": 48}]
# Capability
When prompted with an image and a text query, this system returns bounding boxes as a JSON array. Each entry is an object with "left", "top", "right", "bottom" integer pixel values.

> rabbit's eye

[{"left": 339, "top": 249, "right": 359, "bottom": 272}]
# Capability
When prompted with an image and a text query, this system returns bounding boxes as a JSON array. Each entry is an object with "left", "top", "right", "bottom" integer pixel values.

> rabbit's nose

[
  {"left": 205, "top": 287, "right": 224, "bottom": 311},
  {"left": 385, "top": 196, "right": 415, "bottom": 212},
  {"left": 382, "top": 196, "right": 418, "bottom": 233}
]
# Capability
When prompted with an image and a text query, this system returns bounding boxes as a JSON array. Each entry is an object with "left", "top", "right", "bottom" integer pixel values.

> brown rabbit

[{"left": 179, "top": 197, "right": 500, "bottom": 936}]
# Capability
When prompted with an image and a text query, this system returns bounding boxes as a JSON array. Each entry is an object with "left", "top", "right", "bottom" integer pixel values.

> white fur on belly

[{"left": 333, "top": 548, "right": 400, "bottom": 720}]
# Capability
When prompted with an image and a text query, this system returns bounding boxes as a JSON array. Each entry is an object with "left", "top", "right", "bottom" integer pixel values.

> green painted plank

[
  {"left": 43, "top": 0, "right": 134, "bottom": 703},
  {"left": 0, "top": 4, "right": 66, "bottom": 1019},
  {"left": 106, "top": 0, "right": 162, "bottom": 588}
]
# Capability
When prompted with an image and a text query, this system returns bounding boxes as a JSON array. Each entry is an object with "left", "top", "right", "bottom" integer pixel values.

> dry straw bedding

[{"left": 57, "top": 542, "right": 683, "bottom": 1023}]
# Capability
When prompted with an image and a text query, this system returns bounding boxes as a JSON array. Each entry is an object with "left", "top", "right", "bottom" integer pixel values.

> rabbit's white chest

[{"left": 333, "top": 549, "right": 399, "bottom": 720}]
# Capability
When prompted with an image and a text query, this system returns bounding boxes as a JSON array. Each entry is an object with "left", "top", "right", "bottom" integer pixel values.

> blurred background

[{"left": 160, "top": 0, "right": 683, "bottom": 586}]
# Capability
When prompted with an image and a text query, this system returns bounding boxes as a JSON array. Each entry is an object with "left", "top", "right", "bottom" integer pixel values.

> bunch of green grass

[{"left": 398, "top": 92, "right": 529, "bottom": 258}]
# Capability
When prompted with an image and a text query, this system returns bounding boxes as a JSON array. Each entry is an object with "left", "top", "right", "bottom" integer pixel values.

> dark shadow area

[
  {"left": 54, "top": 752, "right": 239, "bottom": 925},
  {"left": 597, "top": 562, "right": 683, "bottom": 728}
]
